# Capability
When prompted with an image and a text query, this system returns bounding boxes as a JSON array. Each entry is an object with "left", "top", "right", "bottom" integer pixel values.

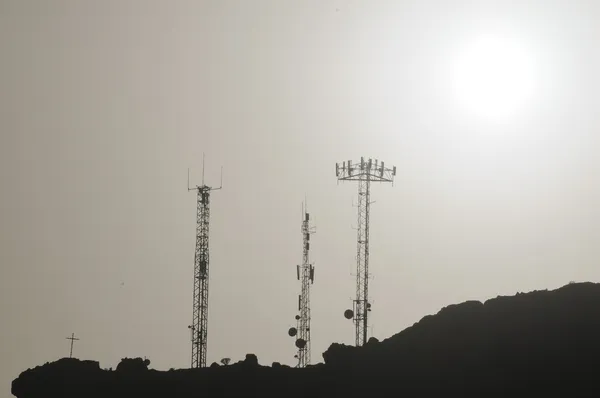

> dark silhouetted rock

[
  {"left": 243, "top": 353, "right": 258, "bottom": 366},
  {"left": 13, "top": 282, "right": 600, "bottom": 397},
  {"left": 115, "top": 357, "right": 150, "bottom": 373}
]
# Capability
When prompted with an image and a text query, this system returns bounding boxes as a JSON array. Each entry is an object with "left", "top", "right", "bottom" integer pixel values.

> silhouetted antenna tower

[
  {"left": 187, "top": 154, "right": 222, "bottom": 369},
  {"left": 335, "top": 157, "right": 396, "bottom": 346},
  {"left": 287, "top": 202, "right": 316, "bottom": 367}
]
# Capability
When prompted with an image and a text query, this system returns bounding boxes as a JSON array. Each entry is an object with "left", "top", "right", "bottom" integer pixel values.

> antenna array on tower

[
  {"left": 180, "top": 154, "right": 395, "bottom": 365},
  {"left": 187, "top": 155, "right": 222, "bottom": 369},
  {"left": 335, "top": 157, "right": 396, "bottom": 346},
  {"left": 287, "top": 203, "right": 316, "bottom": 367}
]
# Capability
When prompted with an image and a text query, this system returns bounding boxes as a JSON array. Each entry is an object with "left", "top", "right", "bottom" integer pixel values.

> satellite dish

[
  {"left": 295, "top": 338, "right": 307, "bottom": 349},
  {"left": 220, "top": 358, "right": 231, "bottom": 366},
  {"left": 344, "top": 309, "right": 354, "bottom": 319},
  {"left": 288, "top": 327, "right": 297, "bottom": 337},
  {"left": 366, "top": 303, "right": 371, "bottom": 308},
  {"left": 295, "top": 315, "right": 300, "bottom": 320}
]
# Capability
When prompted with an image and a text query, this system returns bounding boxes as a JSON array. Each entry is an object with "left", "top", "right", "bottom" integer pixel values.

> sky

[{"left": 1, "top": 0, "right": 600, "bottom": 396}]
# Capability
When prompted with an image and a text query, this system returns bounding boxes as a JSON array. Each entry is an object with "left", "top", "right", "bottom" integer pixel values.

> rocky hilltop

[{"left": 12, "top": 282, "right": 600, "bottom": 396}]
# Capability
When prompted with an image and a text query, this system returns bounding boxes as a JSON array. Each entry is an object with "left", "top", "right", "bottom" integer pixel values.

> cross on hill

[{"left": 66, "top": 333, "right": 79, "bottom": 358}]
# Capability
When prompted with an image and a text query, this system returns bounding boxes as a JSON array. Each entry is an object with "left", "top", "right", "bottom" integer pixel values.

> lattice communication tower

[
  {"left": 335, "top": 157, "right": 396, "bottom": 346},
  {"left": 187, "top": 158, "right": 222, "bottom": 368},
  {"left": 287, "top": 203, "right": 316, "bottom": 367}
]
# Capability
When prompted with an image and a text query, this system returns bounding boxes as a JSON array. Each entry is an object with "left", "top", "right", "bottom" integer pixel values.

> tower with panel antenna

[
  {"left": 287, "top": 203, "right": 316, "bottom": 367},
  {"left": 335, "top": 157, "right": 396, "bottom": 347},
  {"left": 187, "top": 155, "right": 222, "bottom": 369}
]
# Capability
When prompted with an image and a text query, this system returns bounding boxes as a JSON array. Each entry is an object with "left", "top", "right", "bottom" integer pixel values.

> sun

[{"left": 451, "top": 34, "right": 537, "bottom": 121}]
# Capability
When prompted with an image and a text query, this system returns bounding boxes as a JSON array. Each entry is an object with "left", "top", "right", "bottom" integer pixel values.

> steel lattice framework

[
  {"left": 336, "top": 157, "right": 396, "bottom": 346},
  {"left": 188, "top": 162, "right": 221, "bottom": 369},
  {"left": 296, "top": 208, "right": 315, "bottom": 367},
  {"left": 190, "top": 186, "right": 210, "bottom": 368},
  {"left": 287, "top": 205, "right": 316, "bottom": 367}
]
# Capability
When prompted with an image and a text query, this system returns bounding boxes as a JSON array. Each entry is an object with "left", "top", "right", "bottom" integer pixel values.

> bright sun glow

[{"left": 451, "top": 34, "right": 537, "bottom": 121}]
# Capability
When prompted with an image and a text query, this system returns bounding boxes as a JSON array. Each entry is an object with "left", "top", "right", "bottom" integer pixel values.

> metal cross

[{"left": 66, "top": 333, "right": 79, "bottom": 358}]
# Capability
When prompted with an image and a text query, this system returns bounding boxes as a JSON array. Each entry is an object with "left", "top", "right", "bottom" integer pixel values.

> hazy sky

[{"left": 2, "top": 0, "right": 600, "bottom": 396}]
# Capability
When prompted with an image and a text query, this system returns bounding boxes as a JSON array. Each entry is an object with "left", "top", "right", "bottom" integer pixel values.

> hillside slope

[{"left": 12, "top": 282, "right": 600, "bottom": 397}]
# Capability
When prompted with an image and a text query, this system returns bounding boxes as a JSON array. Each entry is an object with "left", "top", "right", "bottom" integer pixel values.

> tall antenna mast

[
  {"left": 287, "top": 201, "right": 316, "bottom": 367},
  {"left": 187, "top": 155, "right": 222, "bottom": 369},
  {"left": 335, "top": 157, "right": 396, "bottom": 346}
]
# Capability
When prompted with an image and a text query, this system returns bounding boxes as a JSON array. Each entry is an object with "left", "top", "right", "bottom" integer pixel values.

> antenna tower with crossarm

[
  {"left": 335, "top": 157, "right": 396, "bottom": 347},
  {"left": 187, "top": 154, "right": 222, "bottom": 368},
  {"left": 287, "top": 202, "right": 316, "bottom": 367}
]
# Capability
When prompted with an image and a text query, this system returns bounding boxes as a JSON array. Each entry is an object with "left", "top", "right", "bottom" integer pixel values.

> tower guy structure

[
  {"left": 335, "top": 157, "right": 396, "bottom": 347},
  {"left": 187, "top": 159, "right": 222, "bottom": 368},
  {"left": 287, "top": 203, "right": 316, "bottom": 367}
]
